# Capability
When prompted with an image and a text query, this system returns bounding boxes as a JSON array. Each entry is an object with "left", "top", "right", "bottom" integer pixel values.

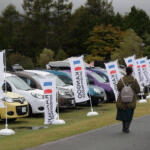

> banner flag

[
  {"left": 147, "top": 59, "right": 150, "bottom": 77},
  {"left": 0, "top": 51, "right": 5, "bottom": 108},
  {"left": 42, "top": 79, "right": 57, "bottom": 125},
  {"left": 139, "top": 57, "right": 150, "bottom": 86},
  {"left": 69, "top": 56, "right": 89, "bottom": 103},
  {"left": 105, "top": 60, "right": 121, "bottom": 101},
  {"left": 136, "top": 58, "right": 146, "bottom": 86},
  {"left": 124, "top": 55, "right": 140, "bottom": 84}
]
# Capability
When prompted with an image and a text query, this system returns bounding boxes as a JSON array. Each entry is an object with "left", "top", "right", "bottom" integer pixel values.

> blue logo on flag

[
  {"left": 44, "top": 82, "right": 52, "bottom": 86},
  {"left": 73, "top": 60, "right": 80, "bottom": 65},
  {"left": 128, "top": 59, "right": 132, "bottom": 63}
]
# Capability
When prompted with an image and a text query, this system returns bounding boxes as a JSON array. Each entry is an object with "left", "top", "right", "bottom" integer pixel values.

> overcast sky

[{"left": 0, "top": 0, "right": 150, "bottom": 16}]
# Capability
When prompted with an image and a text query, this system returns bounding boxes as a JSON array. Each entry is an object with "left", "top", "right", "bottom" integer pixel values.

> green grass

[{"left": 1, "top": 101, "right": 150, "bottom": 150}]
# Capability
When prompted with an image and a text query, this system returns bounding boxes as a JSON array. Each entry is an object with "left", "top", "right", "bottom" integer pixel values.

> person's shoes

[{"left": 123, "top": 129, "right": 129, "bottom": 133}]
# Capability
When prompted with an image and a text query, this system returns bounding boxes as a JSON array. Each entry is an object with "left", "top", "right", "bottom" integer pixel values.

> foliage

[
  {"left": 7, "top": 52, "right": 34, "bottom": 69},
  {"left": 86, "top": 24, "right": 122, "bottom": 60},
  {"left": 55, "top": 49, "right": 68, "bottom": 60},
  {"left": 111, "top": 29, "right": 143, "bottom": 64},
  {"left": 123, "top": 6, "right": 150, "bottom": 37},
  {"left": 38, "top": 48, "right": 54, "bottom": 68},
  {"left": 143, "top": 33, "right": 150, "bottom": 58}
]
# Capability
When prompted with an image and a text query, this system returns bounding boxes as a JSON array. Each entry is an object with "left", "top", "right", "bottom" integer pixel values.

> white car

[
  {"left": 3, "top": 73, "right": 45, "bottom": 115},
  {"left": 24, "top": 70, "right": 75, "bottom": 108}
]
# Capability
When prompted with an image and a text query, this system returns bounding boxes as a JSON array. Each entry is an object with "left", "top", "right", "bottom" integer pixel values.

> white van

[{"left": 3, "top": 73, "right": 45, "bottom": 115}]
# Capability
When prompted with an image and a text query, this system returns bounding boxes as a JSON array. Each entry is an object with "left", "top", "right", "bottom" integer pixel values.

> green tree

[
  {"left": 50, "top": 0, "right": 72, "bottom": 51},
  {"left": 143, "top": 33, "right": 150, "bottom": 58},
  {"left": 0, "top": 4, "right": 22, "bottom": 51},
  {"left": 64, "top": 0, "right": 115, "bottom": 56},
  {"left": 86, "top": 24, "right": 122, "bottom": 61},
  {"left": 7, "top": 52, "right": 34, "bottom": 69},
  {"left": 38, "top": 48, "right": 54, "bottom": 68},
  {"left": 123, "top": 6, "right": 150, "bottom": 37},
  {"left": 21, "top": 0, "right": 54, "bottom": 61},
  {"left": 111, "top": 29, "right": 143, "bottom": 64},
  {"left": 55, "top": 49, "right": 68, "bottom": 60}
]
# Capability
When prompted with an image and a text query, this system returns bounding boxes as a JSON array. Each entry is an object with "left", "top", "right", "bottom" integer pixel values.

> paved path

[{"left": 27, "top": 115, "right": 150, "bottom": 150}]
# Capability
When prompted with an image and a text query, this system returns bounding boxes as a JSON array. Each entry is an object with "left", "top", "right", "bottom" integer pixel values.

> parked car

[
  {"left": 51, "top": 70, "right": 107, "bottom": 105},
  {"left": 12, "top": 70, "right": 75, "bottom": 108},
  {"left": 87, "top": 67, "right": 109, "bottom": 82},
  {"left": 64, "top": 70, "right": 115, "bottom": 102},
  {"left": 0, "top": 92, "right": 28, "bottom": 121},
  {"left": 3, "top": 73, "right": 46, "bottom": 115}
]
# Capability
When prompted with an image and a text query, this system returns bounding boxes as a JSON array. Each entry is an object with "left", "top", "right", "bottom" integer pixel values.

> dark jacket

[{"left": 116, "top": 75, "right": 140, "bottom": 110}]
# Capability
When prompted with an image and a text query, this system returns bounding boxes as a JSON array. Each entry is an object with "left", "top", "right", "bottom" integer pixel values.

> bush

[
  {"left": 7, "top": 52, "right": 34, "bottom": 69},
  {"left": 38, "top": 48, "right": 54, "bottom": 68}
]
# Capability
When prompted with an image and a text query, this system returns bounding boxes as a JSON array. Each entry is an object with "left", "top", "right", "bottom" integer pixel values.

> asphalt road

[{"left": 27, "top": 115, "right": 150, "bottom": 150}]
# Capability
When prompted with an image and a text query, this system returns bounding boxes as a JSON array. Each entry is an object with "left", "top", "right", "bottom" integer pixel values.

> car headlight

[
  {"left": 58, "top": 90, "right": 65, "bottom": 96},
  {"left": 20, "top": 97, "right": 25, "bottom": 103},
  {"left": 93, "top": 88, "right": 102, "bottom": 94},
  {"left": 31, "top": 92, "right": 44, "bottom": 99}
]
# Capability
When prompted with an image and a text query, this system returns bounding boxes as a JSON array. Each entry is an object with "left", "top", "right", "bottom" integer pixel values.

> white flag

[
  {"left": 69, "top": 56, "right": 89, "bottom": 103},
  {"left": 42, "top": 79, "right": 57, "bottom": 125},
  {"left": 105, "top": 60, "right": 121, "bottom": 101},
  {"left": 139, "top": 57, "right": 150, "bottom": 86},
  {"left": 0, "top": 51, "right": 5, "bottom": 108},
  {"left": 136, "top": 59, "right": 145, "bottom": 86},
  {"left": 124, "top": 55, "right": 140, "bottom": 84}
]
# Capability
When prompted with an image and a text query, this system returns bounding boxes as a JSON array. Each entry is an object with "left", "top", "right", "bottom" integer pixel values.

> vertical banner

[
  {"left": 69, "top": 56, "right": 89, "bottom": 103},
  {"left": 124, "top": 55, "right": 140, "bottom": 84},
  {"left": 42, "top": 79, "right": 57, "bottom": 125},
  {"left": 105, "top": 60, "right": 121, "bottom": 101},
  {"left": 147, "top": 59, "right": 150, "bottom": 77},
  {"left": 139, "top": 57, "right": 150, "bottom": 86},
  {"left": 136, "top": 59, "right": 145, "bottom": 86},
  {"left": 0, "top": 51, "right": 5, "bottom": 108}
]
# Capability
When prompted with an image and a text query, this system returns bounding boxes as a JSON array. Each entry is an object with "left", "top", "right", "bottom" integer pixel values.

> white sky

[{"left": 0, "top": 0, "right": 150, "bottom": 16}]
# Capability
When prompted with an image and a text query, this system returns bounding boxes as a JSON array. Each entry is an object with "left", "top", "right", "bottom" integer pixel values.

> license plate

[
  {"left": 22, "top": 107, "right": 26, "bottom": 113},
  {"left": 71, "top": 100, "right": 75, "bottom": 104}
]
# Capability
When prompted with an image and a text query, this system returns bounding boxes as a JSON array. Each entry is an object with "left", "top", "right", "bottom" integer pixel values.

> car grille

[{"left": 16, "top": 105, "right": 28, "bottom": 115}]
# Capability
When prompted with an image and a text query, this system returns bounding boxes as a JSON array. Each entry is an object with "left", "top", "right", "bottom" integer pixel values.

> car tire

[{"left": 28, "top": 105, "right": 32, "bottom": 117}]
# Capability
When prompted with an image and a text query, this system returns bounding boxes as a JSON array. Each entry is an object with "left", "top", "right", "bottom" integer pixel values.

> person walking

[{"left": 116, "top": 67, "right": 140, "bottom": 133}]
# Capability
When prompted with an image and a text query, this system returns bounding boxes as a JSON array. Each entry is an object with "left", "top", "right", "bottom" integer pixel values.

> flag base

[
  {"left": 0, "top": 128, "right": 15, "bottom": 136},
  {"left": 87, "top": 111, "right": 99, "bottom": 117},
  {"left": 138, "top": 99, "right": 147, "bottom": 103},
  {"left": 52, "top": 119, "right": 66, "bottom": 125},
  {"left": 146, "top": 95, "right": 150, "bottom": 99}
]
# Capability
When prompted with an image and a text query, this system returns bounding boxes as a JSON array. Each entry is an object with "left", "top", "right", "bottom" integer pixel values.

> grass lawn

[{"left": 1, "top": 100, "right": 150, "bottom": 150}]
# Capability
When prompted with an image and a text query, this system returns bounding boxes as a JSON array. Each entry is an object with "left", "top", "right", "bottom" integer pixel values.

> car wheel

[{"left": 28, "top": 105, "right": 33, "bottom": 117}]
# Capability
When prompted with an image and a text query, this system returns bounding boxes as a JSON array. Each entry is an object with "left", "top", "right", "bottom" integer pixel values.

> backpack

[{"left": 120, "top": 78, "right": 134, "bottom": 103}]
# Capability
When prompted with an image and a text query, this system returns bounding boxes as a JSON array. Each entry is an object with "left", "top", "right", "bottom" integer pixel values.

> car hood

[{"left": 27, "top": 89, "right": 44, "bottom": 95}]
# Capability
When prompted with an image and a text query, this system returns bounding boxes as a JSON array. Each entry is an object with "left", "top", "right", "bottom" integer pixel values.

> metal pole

[{"left": 4, "top": 50, "right": 8, "bottom": 129}]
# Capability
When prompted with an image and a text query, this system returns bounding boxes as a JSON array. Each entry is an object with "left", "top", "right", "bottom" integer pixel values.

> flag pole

[
  {"left": 52, "top": 81, "right": 65, "bottom": 125},
  {"left": 0, "top": 50, "right": 15, "bottom": 136}
]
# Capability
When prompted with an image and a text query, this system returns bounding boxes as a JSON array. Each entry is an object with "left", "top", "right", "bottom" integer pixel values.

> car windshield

[
  {"left": 57, "top": 75, "right": 72, "bottom": 85},
  {"left": 89, "top": 71, "right": 106, "bottom": 83},
  {"left": 7, "top": 76, "right": 32, "bottom": 91},
  {"left": 46, "top": 75, "right": 66, "bottom": 86}
]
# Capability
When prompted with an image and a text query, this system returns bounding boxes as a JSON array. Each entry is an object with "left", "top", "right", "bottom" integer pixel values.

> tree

[
  {"left": 38, "top": 48, "right": 54, "bottom": 68},
  {"left": 86, "top": 24, "right": 122, "bottom": 61},
  {"left": 64, "top": 0, "right": 115, "bottom": 56},
  {"left": 123, "top": 6, "right": 150, "bottom": 37},
  {"left": 21, "top": 0, "right": 54, "bottom": 61},
  {"left": 7, "top": 52, "right": 34, "bottom": 69},
  {"left": 0, "top": 4, "right": 22, "bottom": 51},
  {"left": 55, "top": 49, "right": 68, "bottom": 60},
  {"left": 143, "top": 33, "right": 150, "bottom": 58},
  {"left": 50, "top": 0, "right": 72, "bottom": 51},
  {"left": 111, "top": 29, "right": 143, "bottom": 64}
]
